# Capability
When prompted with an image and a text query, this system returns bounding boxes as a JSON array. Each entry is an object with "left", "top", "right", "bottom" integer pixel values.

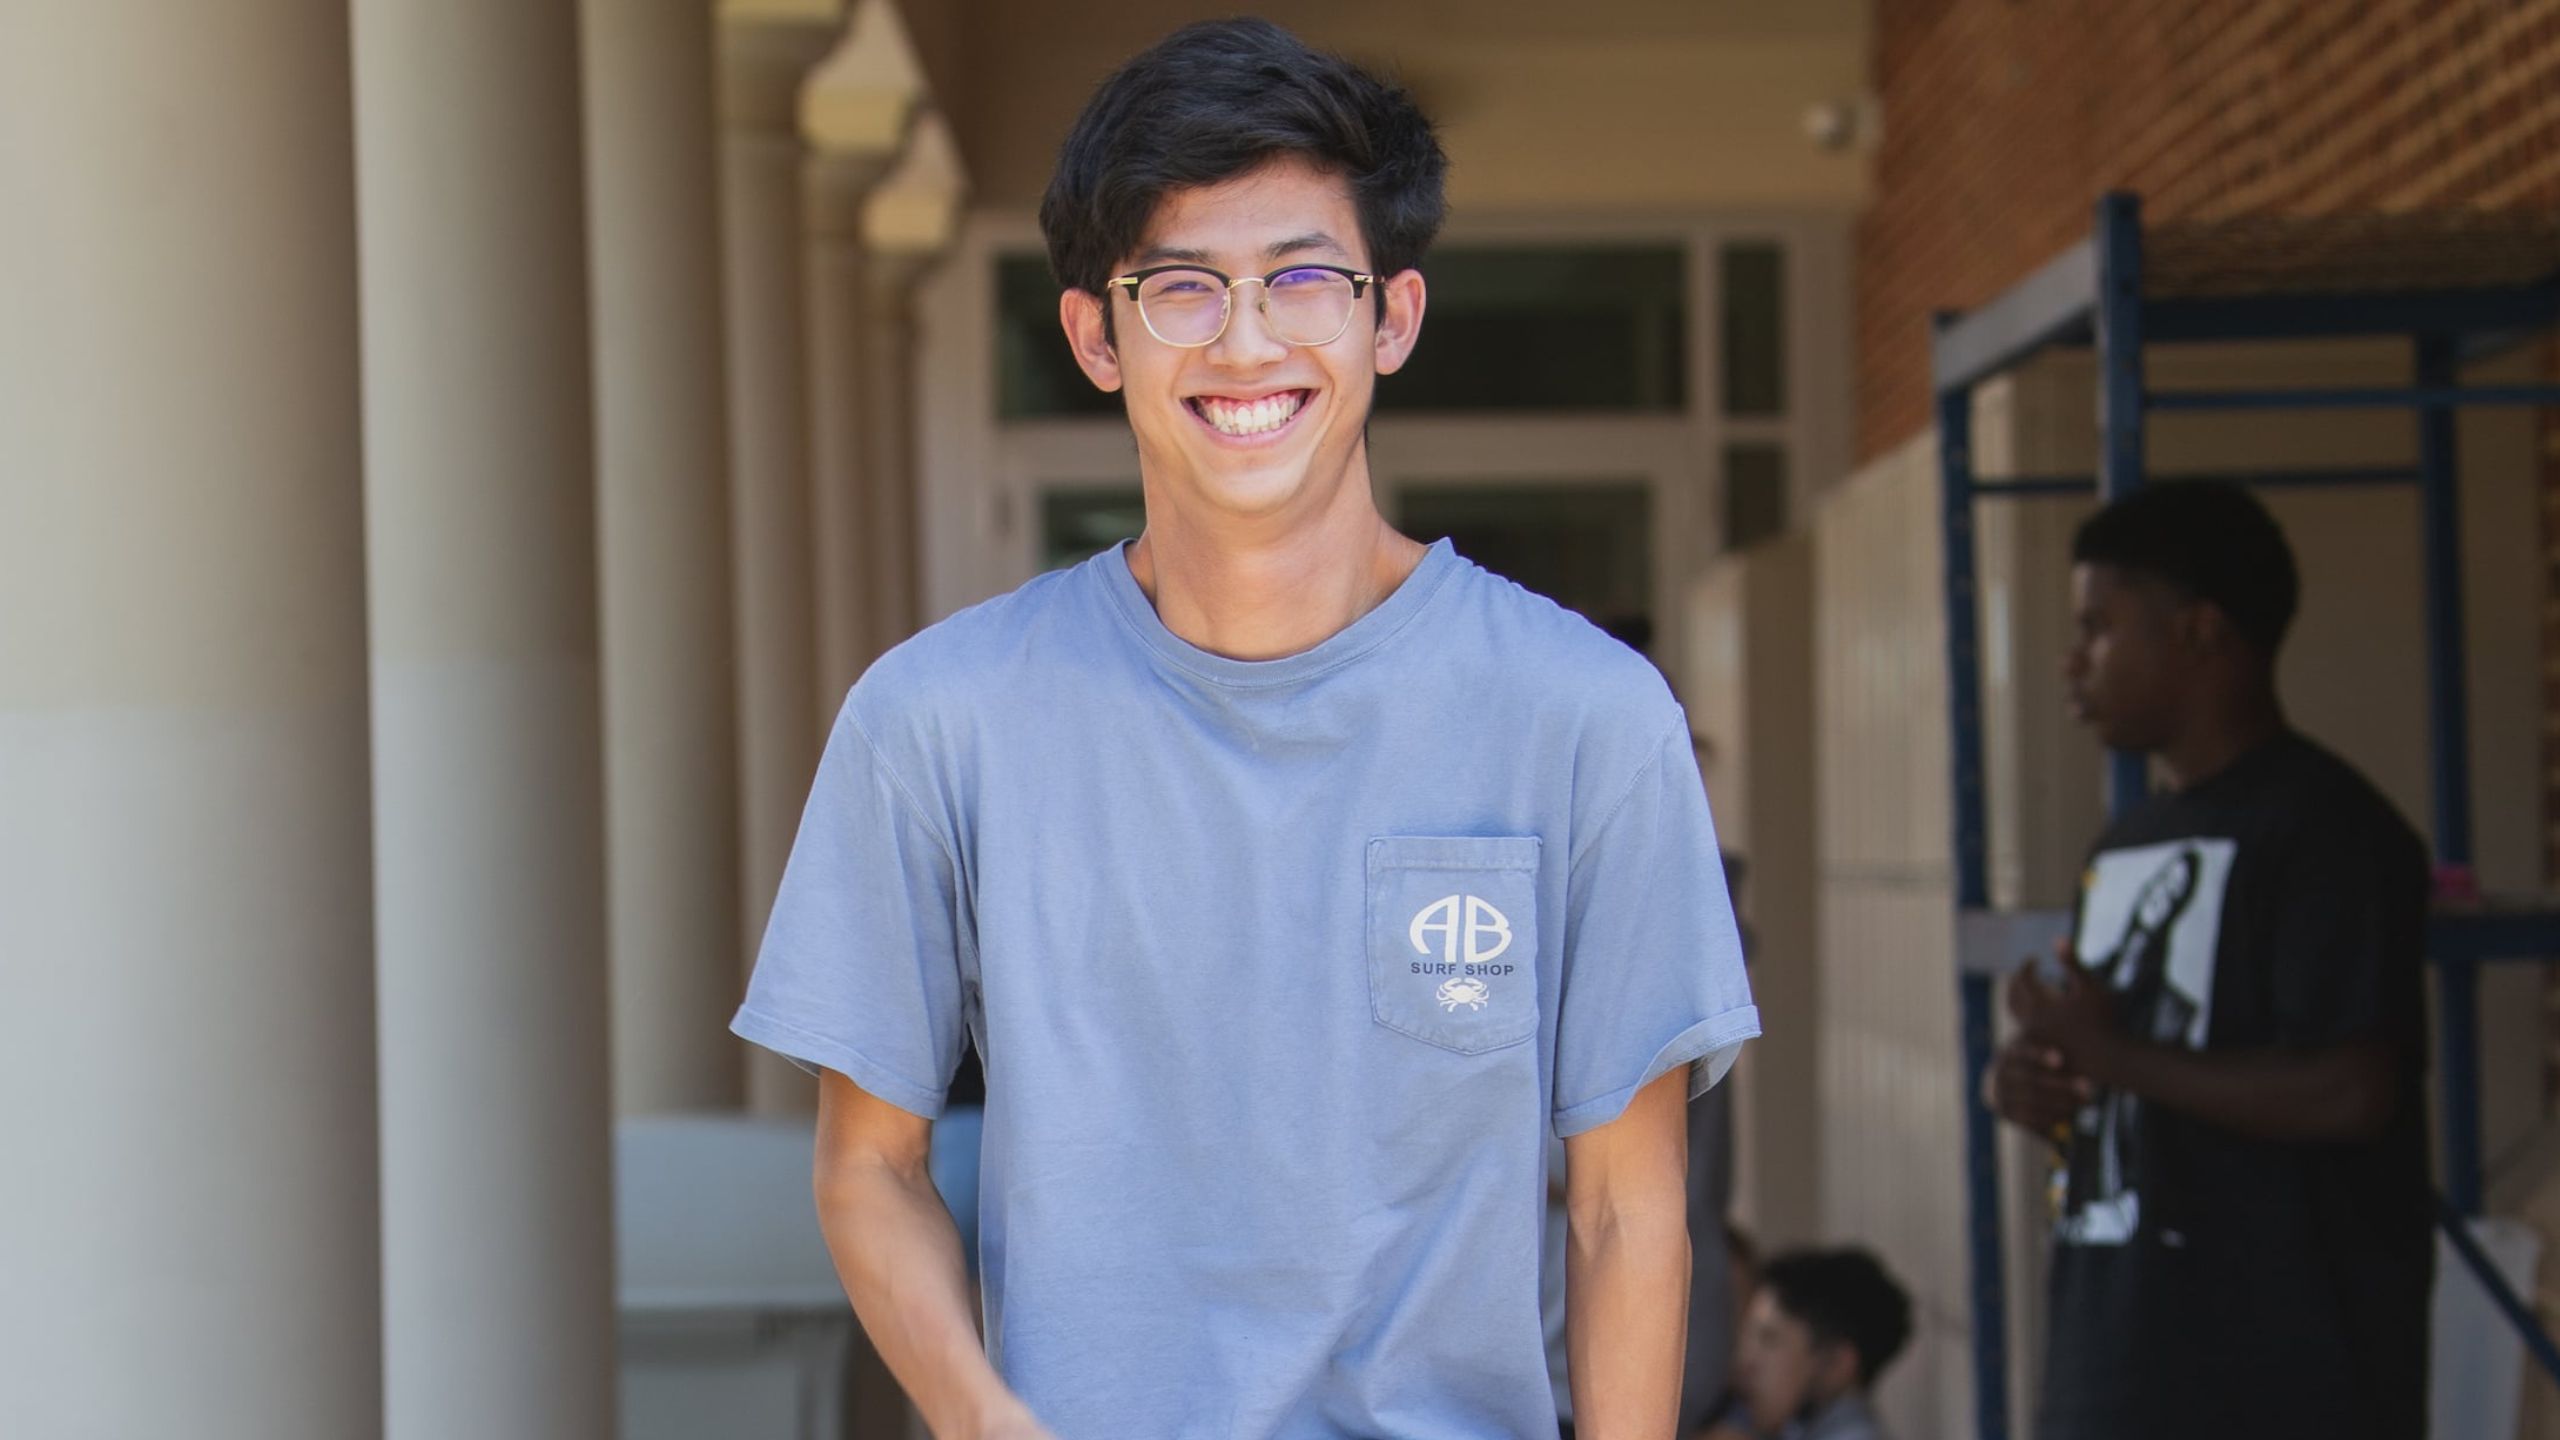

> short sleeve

[
  {"left": 730, "top": 707, "right": 970, "bottom": 1119},
  {"left": 2266, "top": 807, "right": 2426, "bottom": 1053},
  {"left": 1551, "top": 723, "right": 1760, "bottom": 1137}
]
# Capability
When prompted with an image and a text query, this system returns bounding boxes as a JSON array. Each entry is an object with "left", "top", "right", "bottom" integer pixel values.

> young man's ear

[
  {"left": 1371, "top": 268, "right": 1427, "bottom": 377},
  {"left": 2176, "top": 600, "right": 2231, "bottom": 658},
  {"left": 1060, "top": 287, "right": 1124, "bottom": 393},
  {"left": 1814, "top": 1340, "right": 1864, "bottom": 1402}
]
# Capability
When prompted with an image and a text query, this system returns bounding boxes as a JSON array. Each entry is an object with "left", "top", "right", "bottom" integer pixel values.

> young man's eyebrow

[
  {"left": 1264, "top": 232, "right": 1348, "bottom": 262},
  {"left": 1127, "top": 234, "right": 1352, "bottom": 269}
]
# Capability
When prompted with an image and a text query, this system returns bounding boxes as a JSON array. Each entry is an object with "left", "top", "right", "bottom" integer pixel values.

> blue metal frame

[
  {"left": 1930, "top": 241, "right": 2099, "bottom": 394},
  {"left": 2414, "top": 333, "right": 2478, "bottom": 874},
  {"left": 2440, "top": 1191, "right": 2560, "bottom": 1384},
  {"left": 2145, "top": 286, "right": 2560, "bottom": 345},
  {"left": 1972, "top": 465, "right": 2420, "bottom": 496},
  {"left": 2094, "top": 194, "right": 2150, "bottom": 813},
  {"left": 1934, "top": 372, "right": 2011, "bottom": 1440},
  {"left": 2146, "top": 384, "right": 2560, "bottom": 411},
  {"left": 1932, "top": 190, "right": 2560, "bottom": 1440}
]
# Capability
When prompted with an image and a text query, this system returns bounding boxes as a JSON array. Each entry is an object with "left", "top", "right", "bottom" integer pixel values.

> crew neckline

[
  {"left": 1098, "top": 537, "right": 1461, "bottom": 689},
  {"left": 2163, "top": 726, "right": 2301, "bottom": 800}
]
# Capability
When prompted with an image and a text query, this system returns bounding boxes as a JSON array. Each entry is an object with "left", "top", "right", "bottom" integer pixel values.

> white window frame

[{"left": 913, "top": 207, "right": 1852, "bottom": 673}]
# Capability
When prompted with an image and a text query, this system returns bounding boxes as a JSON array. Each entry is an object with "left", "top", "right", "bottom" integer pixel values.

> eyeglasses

[{"left": 1105, "top": 263, "right": 1377, "bottom": 348}]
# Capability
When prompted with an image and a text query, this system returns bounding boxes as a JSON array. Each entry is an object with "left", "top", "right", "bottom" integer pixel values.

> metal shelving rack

[{"left": 1931, "top": 191, "right": 2560, "bottom": 1440}]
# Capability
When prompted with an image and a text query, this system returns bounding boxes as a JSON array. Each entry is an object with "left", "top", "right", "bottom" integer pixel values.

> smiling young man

[
  {"left": 1982, "top": 481, "right": 2432, "bottom": 1440},
  {"left": 730, "top": 18, "right": 1758, "bottom": 1440}
]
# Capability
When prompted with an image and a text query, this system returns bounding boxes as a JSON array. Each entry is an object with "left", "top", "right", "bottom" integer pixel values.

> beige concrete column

[
  {"left": 861, "top": 113, "right": 970, "bottom": 658},
  {"left": 861, "top": 248, "right": 936, "bottom": 656},
  {"left": 802, "top": 1, "right": 926, "bottom": 718},
  {"left": 0, "top": 7, "right": 382, "bottom": 1437},
  {"left": 353, "top": 2, "right": 614, "bottom": 1434},
  {"left": 722, "top": 6, "right": 845, "bottom": 1113},
  {"left": 807, "top": 153, "right": 898, "bottom": 718},
  {"left": 584, "top": 0, "right": 747, "bottom": 1115}
]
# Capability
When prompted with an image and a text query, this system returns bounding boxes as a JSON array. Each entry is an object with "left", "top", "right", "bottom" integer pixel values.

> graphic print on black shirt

[{"left": 2056, "top": 837, "right": 2233, "bottom": 1246}]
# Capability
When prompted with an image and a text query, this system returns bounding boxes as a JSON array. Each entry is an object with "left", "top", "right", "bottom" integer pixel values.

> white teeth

[{"left": 1198, "top": 391, "right": 1304, "bottom": 436}]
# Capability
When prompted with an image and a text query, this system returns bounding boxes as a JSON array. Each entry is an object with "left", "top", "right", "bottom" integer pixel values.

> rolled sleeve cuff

[
  {"left": 729, "top": 1005, "right": 950, "bottom": 1120},
  {"left": 1552, "top": 1004, "right": 1761, "bottom": 1138}
]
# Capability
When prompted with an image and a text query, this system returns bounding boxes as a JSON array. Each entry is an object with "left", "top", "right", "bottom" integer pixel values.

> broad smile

[{"left": 1185, "top": 388, "right": 1313, "bottom": 444}]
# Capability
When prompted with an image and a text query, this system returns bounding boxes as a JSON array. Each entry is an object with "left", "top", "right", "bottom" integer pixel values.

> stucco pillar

[
  {"left": 722, "top": 11, "right": 843, "bottom": 1114},
  {"left": 807, "top": 153, "right": 898, "bottom": 720},
  {"left": 861, "top": 248, "right": 936, "bottom": 657},
  {"left": 0, "top": 6, "right": 382, "bottom": 1437},
  {"left": 353, "top": 2, "right": 616, "bottom": 1434},
  {"left": 801, "top": 3, "right": 924, "bottom": 719},
  {"left": 585, "top": 0, "right": 747, "bottom": 1115},
  {"left": 860, "top": 114, "right": 969, "bottom": 659}
]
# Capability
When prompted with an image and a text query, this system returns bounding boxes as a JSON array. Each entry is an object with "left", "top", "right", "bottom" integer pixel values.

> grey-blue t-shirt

[{"left": 734, "top": 539, "right": 1760, "bottom": 1440}]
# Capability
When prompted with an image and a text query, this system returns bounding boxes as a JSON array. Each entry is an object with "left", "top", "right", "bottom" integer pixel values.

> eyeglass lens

[{"left": 1136, "top": 268, "right": 1358, "bottom": 346}]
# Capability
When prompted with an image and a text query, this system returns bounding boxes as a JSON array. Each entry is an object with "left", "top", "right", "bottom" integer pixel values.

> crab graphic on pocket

[{"left": 1435, "top": 975, "right": 1492, "bottom": 1012}]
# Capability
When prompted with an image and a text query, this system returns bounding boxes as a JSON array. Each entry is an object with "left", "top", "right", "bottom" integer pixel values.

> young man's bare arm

[
  {"left": 813, "top": 1070, "right": 1052, "bottom": 1440},
  {"left": 1563, "top": 1067, "right": 1693, "bottom": 1440}
]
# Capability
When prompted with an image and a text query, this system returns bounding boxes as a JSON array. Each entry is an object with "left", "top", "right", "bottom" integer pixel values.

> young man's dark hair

[
  {"left": 2069, "top": 479, "right": 2299, "bottom": 658},
  {"left": 1759, "top": 1247, "right": 1913, "bottom": 1387},
  {"left": 1037, "top": 17, "right": 1449, "bottom": 305}
]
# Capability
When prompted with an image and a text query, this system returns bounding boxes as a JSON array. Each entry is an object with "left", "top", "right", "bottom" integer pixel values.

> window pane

[
  {"left": 997, "top": 257, "right": 1120, "bottom": 419},
  {"left": 1040, "top": 488, "right": 1144, "bottom": 571},
  {"left": 1723, "top": 444, "right": 1789, "bottom": 550},
  {"left": 1720, "top": 243, "right": 1786, "bottom": 417},
  {"left": 1395, "top": 483, "right": 1651, "bottom": 635},
  {"left": 1380, "top": 248, "right": 1685, "bottom": 414}
]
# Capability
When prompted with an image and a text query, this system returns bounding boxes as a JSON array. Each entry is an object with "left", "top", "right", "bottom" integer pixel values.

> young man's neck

[
  {"left": 1126, "top": 471, "right": 1427, "bottom": 663},
  {"left": 2156, "top": 680, "right": 2287, "bottom": 792}
]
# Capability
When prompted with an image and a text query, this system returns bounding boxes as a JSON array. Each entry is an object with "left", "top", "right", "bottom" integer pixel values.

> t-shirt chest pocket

[{"left": 1365, "top": 836, "right": 1542, "bottom": 1055}]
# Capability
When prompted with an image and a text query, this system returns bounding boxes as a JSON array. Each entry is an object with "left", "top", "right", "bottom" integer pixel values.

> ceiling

[{"left": 892, "top": 0, "right": 1874, "bottom": 212}]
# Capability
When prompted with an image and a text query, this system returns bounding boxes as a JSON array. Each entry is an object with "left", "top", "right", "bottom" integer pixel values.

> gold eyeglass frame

[{"left": 1104, "top": 263, "right": 1378, "bottom": 349}]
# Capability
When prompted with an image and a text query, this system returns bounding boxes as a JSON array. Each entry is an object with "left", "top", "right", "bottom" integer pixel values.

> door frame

[{"left": 914, "top": 206, "right": 1853, "bottom": 683}]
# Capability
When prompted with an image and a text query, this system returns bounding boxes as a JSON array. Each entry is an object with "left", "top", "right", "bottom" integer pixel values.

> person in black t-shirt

[{"left": 1981, "top": 480, "right": 2432, "bottom": 1440}]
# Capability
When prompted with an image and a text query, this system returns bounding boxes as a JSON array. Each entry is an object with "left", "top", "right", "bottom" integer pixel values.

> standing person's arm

[
  {"left": 815, "top": 1072, "right": 1051, "bottom": 1440},
  {"left": 1564, "top": 1068, "right": 1694, "bottom": 1440},
  {"left": 2011, "top": 811, "right": 2426, "bottom": 1145},
  {"left": 2007, "top": 962, "right": 2400, "bottom": 1141}
]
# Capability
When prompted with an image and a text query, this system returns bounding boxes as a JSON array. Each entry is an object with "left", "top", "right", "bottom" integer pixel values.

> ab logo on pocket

[{"left": 1409, "top": 894, "right": 1514, "bottom": 967}]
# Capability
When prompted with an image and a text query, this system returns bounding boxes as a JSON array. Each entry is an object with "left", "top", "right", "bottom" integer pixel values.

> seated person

[{"left": 1707, "top": 1247, "right": 1911, "bottom": 1440}]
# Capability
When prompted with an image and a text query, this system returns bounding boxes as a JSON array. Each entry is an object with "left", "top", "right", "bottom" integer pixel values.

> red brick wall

[{"left": 1860, "top": 0, "right": 2560, "bottom": 461}]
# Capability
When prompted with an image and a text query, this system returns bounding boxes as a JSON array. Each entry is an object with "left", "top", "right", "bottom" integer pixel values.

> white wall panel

[
  {"left": 1810, "top": 435, "right": 1972, "bottom": 1440},
  {"left": 1686, "top": 534, "right": 1819, "bottom": 1248}
]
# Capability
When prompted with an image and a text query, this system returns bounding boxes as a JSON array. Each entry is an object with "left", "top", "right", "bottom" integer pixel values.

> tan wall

[{"left": 908, "top": 0, "right": 1869, "bottom": 213}]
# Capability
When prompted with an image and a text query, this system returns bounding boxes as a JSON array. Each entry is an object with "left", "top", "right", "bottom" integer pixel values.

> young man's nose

[{"left": 1206, "top": 289, "right": 1291, "bottom": 365}]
